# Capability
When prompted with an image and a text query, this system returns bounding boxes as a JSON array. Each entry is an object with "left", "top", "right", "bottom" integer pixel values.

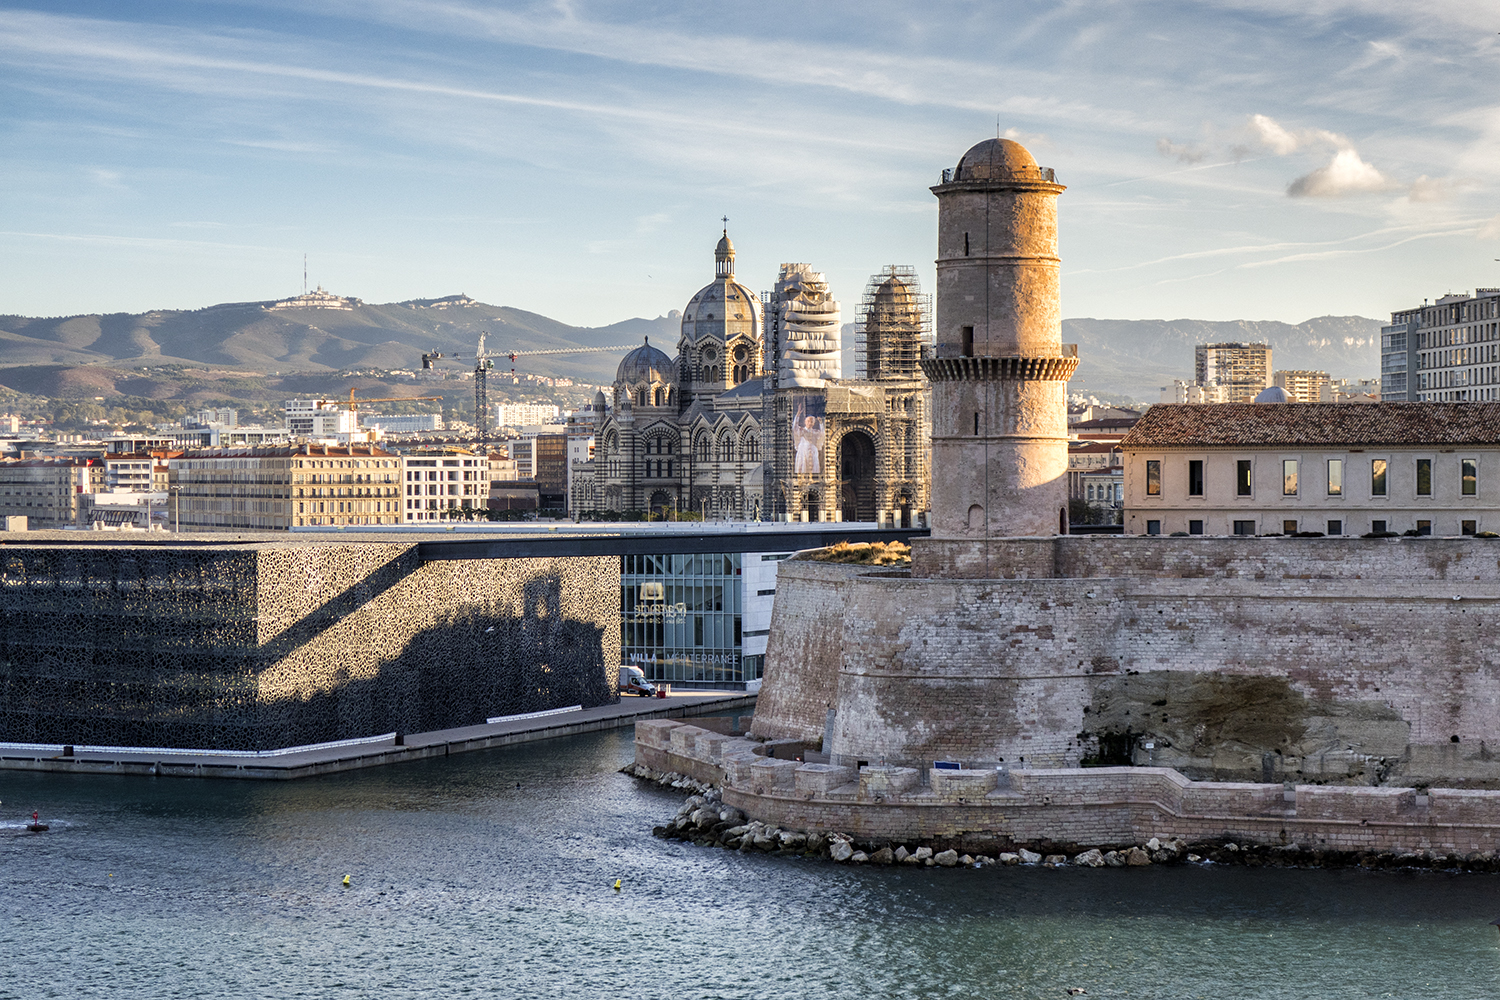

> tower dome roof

[
  {"left": 1254, "top": 385, "right": 1290, "bottom": 404},
  {"left": 615, "top": 337, "right": 675, "bottom": 385},
  {"left": 954, "top": 137, "right": 1044, "bottom": 182}
]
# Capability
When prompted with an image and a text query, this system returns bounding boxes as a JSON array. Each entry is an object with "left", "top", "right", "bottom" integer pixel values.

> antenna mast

[{"left": 303, "top": 254, "right": 307, "bottom": 295}]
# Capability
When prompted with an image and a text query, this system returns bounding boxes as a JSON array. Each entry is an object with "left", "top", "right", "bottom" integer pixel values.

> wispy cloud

[{"left": 1157, "top": 137, "right": 1208, "bottom": 163}]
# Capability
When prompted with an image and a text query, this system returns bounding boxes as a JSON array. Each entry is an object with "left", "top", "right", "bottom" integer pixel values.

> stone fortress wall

[
  {"left": 0, "top": 537, "right": 620, "bottom": 750},
  {"left": 753, "top": 536, "right": 1500, "bottom": 790},
  {"left": 640, "top": 719, "right": 1500, "bottom": 856}
]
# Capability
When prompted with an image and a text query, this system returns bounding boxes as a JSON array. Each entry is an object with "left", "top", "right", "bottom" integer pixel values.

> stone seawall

[
  {"left": 751, "top": 560, "right": 865, "bottom": 744},
  {"left": 639, "top": 720, "right": 1500, "bottom": 856},
  {"left": 755, "top": 537, "right": 1500, "bottom": 788},
  {"left": 0, "top": 540, "right": 621, "bottom": 749}
]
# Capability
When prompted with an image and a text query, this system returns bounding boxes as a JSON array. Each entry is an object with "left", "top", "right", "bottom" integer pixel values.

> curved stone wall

[{"left": 748, "top": 559, "right": 865, "bottom": 744}]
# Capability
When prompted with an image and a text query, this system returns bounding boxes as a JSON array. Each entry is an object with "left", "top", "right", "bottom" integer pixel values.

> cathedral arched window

[
  {"left": 636, "top": 387, "right": 647, "bottom": 406},
  {"left": 741, "top": 435, "right": 759, "bottom": 463},
  {"left": 718, "top": 434, "right": 734, "bottom": 462},
  {"left": 653, "top": 386, "right": 664, "bottom": 406},
  {"left": 696, "top": 435, "right": 711, "bottom": 461}
]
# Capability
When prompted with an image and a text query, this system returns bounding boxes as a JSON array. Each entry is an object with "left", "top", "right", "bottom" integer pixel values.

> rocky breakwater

[{"left": 632, "top": 719, "right": 1500, "bottom": 861}]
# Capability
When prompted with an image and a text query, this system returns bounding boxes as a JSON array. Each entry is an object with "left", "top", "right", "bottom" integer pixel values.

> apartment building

[
  {"left": 1272, "top": 370, "right": 1331, "bottom": 404},
  {"left": 1196, "top": 342, "right": 1272, "bottom": 403},
  {"left": 401, "top": 448, "right": 491, "bottom": 522},
  {"left": 1382, "top": 288, "right": 1500, "bottom": 403},
  {"left": 0, "top": 458, "right": 96, "bottom": 528},
  {"left": 171, "top": 443, "right": 401, "bottom": 531}
]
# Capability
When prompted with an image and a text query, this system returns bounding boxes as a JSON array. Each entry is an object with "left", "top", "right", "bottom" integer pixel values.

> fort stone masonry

[{"left": 629, "top": 136, "right": 1500, "bottom": 855}]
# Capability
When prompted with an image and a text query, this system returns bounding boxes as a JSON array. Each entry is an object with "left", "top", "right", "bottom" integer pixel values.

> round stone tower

[{"left": 920, "top": 138, "right": 1077, "bottom": 544}]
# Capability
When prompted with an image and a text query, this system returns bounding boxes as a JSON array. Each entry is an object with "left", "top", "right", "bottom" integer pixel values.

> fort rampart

[
  {"left": 753, "top": 535, "right": 1500, "bottom": 789},
  {"left": 0, "top": 537, "right": 620, "bottom": 750},
  {"left": 638, "top": 719, "right": 1500, "bottom": 855}
]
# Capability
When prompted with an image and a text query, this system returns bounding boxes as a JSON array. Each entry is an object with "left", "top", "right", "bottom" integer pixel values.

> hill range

[{"left": 0, "top": 294, "right": 1383, "bottom": 403}]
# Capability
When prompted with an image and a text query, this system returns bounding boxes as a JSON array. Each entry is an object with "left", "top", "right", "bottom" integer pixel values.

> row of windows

[
  {"left": 1145, "top": 457, "right": 1479, "bottom": 499},
  {"left": 1146, "top": 517, "right": 1481, "bottom": 537}
]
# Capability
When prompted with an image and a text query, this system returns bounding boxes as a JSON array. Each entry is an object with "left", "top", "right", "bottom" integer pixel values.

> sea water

[{"left": 3, "top": 729, "right": 1498, "bottom": 999}]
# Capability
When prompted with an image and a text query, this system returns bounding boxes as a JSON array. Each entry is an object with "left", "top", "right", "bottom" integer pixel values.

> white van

[{"left": 620, "top": 665, "right": 657, "bottom": 697}]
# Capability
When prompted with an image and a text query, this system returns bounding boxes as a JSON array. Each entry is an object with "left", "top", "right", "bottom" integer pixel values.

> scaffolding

[{"left": 855, "top": 266, "right": 931, "bottom": 380}]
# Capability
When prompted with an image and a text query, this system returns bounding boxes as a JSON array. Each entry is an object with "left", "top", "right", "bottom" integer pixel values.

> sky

[{"left": 1, "top": 0, "right": 1498, "bottom": 328}]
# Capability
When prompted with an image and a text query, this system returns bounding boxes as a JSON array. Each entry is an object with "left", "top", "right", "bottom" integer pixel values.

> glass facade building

[{"left": 621, "top": 552, "right": 749, "bottom": 688}]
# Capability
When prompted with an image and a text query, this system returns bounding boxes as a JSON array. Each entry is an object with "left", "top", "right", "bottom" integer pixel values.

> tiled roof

[{"left": 1122, "top": 402, "right": 1500, "bottom": 448}]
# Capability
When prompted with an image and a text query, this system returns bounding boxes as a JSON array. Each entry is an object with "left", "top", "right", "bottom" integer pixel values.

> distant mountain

[
  {"left": 0, "top": 294, "right": 1381, "bottom": 404},
  {"left": 1063, "top": 315, "right": 1383, "bottom": 401},
  {"left": 0, "top": 295, "right": 682, "bottom": 386}
]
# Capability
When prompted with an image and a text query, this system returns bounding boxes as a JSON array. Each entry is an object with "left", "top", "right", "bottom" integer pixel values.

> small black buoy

[
  {"left": 62, "top": 745, "right": 74, "bottom": 757},
  {"left": 394, "top": 733, "right": 404, "bottom": 746}
]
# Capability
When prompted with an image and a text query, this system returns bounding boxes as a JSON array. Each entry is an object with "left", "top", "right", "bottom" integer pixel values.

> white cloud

[
  {"left": 1250, "top": 114, "right": 1300, "bottom": 155},
  {"left": 1479, "top": 214, "right": 1500, "bottom": 240},
  {"left": 1287, "top": 147, "right": 1396, "bottom": 197},
  {"left": 1248, "top": 113, "right": 1345, "bottom": 156}
]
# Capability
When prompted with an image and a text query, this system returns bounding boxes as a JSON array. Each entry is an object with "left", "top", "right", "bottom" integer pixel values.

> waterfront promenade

[{"left": 0, "top": 690, "right": 754, "bottom": 780}]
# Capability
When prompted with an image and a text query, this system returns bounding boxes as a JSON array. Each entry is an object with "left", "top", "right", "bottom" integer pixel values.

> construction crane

[
  {"left": 318, "top": 388, "right": 444, "bottom": 412},
  {"left": 421, "top": 332, "right": 639, "bottom": 444}
]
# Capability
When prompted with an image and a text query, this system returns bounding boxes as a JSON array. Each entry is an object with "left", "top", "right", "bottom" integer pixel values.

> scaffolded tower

[{"left": 856, "top": 266, "right": 932, "bottom": 380}]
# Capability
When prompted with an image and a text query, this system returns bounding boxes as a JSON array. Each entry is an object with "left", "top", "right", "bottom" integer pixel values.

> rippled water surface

[{"left": 4, "top": 729, "right": 1500, "bottom": 999}]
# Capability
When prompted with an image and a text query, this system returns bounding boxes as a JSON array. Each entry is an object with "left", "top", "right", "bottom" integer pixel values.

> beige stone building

[
  {"left": 1121, "top": 401, "right": 1500, "bottom": 537},
  {"left": 0, "top": 458, "right": 97, "bottom": 528},
  {"left": 170, "top": 444, "right": 401, "bottom": 531}
]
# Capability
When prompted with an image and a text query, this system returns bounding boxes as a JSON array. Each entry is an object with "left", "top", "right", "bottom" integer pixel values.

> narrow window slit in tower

[
  {"left": 974, "top": 413, "right": 980, "bottom": 435},
  {"left": 961, "top": 325, "right": 974, "bottom": 357},
  {"left": 964, "top": 232, "right": 970, "bottom": 256}
]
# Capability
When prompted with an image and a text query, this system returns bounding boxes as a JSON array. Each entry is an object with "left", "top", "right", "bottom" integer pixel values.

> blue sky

[{"left": 2, "top": 0, "right": 1497, "bottom": 326}]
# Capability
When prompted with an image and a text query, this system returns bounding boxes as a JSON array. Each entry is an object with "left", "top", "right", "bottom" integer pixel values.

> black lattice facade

[{"left": 0, "top": 539, "right": 620, "bottom": 750}]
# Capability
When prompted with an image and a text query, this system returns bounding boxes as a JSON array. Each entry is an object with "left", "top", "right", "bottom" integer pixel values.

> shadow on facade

[{"left": 0, "top": 546, "right": 615, "bottom": 751}]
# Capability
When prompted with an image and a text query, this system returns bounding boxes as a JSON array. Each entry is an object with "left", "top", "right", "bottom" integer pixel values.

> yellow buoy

[
  {"left": 342, "top": 875, "right": 351, "bottom": 886},
  {"left": 613, "top": 879, "right": 622, "bottom": 891}
]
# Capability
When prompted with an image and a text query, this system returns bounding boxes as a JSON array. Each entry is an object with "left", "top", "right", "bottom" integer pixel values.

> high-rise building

[
  {"left": 1273, "top": 370, "right": 1330, "bottom": 404},
  {"left": 1390, "top": 289, "right": 1500, "bottom": 402},
  {"left": 1195, "top": 343, "right": 1272, "bottom": 403}
]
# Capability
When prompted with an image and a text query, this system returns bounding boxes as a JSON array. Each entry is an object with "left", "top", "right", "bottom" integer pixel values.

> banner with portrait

[{"left": 792, "top": 393, "right": 826, "bottom": 476}]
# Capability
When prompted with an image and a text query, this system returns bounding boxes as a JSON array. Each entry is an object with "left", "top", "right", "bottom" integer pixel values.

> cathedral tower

[{"left": 921, "top": 138, "right": 1076, "bottom": 544}]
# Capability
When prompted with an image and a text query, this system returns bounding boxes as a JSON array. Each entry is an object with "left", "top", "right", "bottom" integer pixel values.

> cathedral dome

[
  {"left": 1253, "top": 386, "right": 1290, "bottom": 404},
  {"left": 954, "top": 138, "right": 1043, "bottom": 182},
  {"left": 615, "top": 338, "right": 675, "bottom": 385}
]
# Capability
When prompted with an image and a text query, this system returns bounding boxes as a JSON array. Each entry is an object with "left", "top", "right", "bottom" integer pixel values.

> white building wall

[{"left": 1125, "top": 445, "right": 1500, "bottom": 537}]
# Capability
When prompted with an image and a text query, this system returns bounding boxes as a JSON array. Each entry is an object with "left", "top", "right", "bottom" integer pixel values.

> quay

[{"left": 0, "top": 691, "right": 755, "bottom": 780}]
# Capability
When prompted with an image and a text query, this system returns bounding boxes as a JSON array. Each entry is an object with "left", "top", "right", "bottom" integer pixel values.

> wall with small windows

[{"left": 1124, "top": 446, "right": 1500, "bottom": 536}]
